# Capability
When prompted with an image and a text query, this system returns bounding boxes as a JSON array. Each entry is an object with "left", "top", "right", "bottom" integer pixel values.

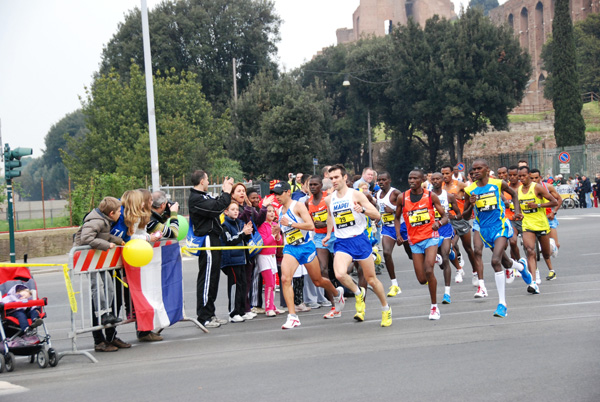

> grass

[
  {"left": 508, "top": 111, "right": 552, "bottom": 123},
  {"left": 0, "top": 217, "right": 72, "bottom": 232}
]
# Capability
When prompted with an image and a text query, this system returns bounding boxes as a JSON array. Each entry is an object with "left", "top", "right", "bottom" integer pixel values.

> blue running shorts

[
  {"left": 410, "top": 237, "right": 439, "bottom": 254},
  {"left": 437, "top": 223, "right": 454, "bottom": 240},
  {"left": 381, "top": 225, "right": 397, "bottom": 241},
  {"left": 400, "top": 221, "right": 408, "bottom": 242},
  {"left": 476, "top": 222, "right": 514, "bottom": 249},
  {"left": 334, "top": 232, "right": 372, "bottom": 261},
  {"left": 283, "top": 240, "right": 317, "bottom": 265},
  {"left": 313, "top": 232, "right": 336, "bottom": 254},
  {"left": 548, "top": 217, "right": 559, "bottom": 229}
]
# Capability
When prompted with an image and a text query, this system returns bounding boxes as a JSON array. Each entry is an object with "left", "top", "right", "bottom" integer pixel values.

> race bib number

[
  {"left": 334, "top": 210, "right": 355, "bottom": 229},
  {"left": 508, "top": 200, "right": 515, "bottom": 211},
  {"left": 408, "top": 208, "right": 430, "bottom": 226},
  {"left": 475, "top": 192, "right": 498, "bottom": 212},
  {"left": 312, "top": 209, "right": 328, "bottom": 222},
  {"left": 285, "top": 228, "right": 305, "bottom": 246},
  {"left": 381, "top": 213, "right": 395, "bottom": 225},
  {"left": 434, "top": 209, "right": 441, "bottom": 221},
  {"left": 520, "top": 198, "right": 537, "bottom": 214}
]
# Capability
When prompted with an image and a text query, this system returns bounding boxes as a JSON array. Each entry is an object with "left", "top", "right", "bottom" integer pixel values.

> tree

[
  {"left": 468, "top": 0, "right": 499, "bottom": 16},
  {"left": 543, "top": 0, "right": 586, "bottom": 147},
  {"left": 99, "top": 0, "right": 281, "bottom": 109},
  {"left": 574, "top": 14, "right": 600, "bottom": 95},
  {"left": 63, "top": 64, "right": 230, "bottom": 184}
]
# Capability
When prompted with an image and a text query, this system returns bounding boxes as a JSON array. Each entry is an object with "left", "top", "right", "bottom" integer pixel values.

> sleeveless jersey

[
  {"left": 503, "top": 189, "right": 515, "bottom": 220},
  {"left": 376, "top": 187, "right": 397, "bottom": 227},
  {"left": 308, "top": 193, "right": 329, "bottom": 234},
  {"left": 330, "top": 188, "right": 367, "bottom": 239},
  {"left": 278, "top": 201, "right": 310, "bottom": 246},
  {"left": 464, "top": 178, "right": 507, "bottom": 229},
  {"left": 443, "top": 180, "right": 465, "bottom": 214},
  {"left": 433, "top": 189, "right": 449, "bottom": 221},
  {"left": 541, "top": 182, "right": 553, "bottom": 216},
  {"left": 402, "top": 189, "right": 437, "bottom": 244},
  {"left": 519, "top": 184, "right": 550, "bottom": 232}
]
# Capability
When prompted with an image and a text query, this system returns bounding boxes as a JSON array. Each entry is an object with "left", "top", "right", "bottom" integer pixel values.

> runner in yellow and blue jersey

[{"left": 462, "top": 159, "right": 533, "bottom": 318}]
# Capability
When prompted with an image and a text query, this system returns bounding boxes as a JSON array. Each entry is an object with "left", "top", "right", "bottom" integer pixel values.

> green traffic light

[{"left": 5, "top": 170, "right": 21, "bottom": 179}]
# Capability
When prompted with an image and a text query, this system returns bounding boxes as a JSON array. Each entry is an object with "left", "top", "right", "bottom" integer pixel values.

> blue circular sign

[
  {"left": 558, "top": 152, "right": 570, "bottom": 163},
  {"left": 456, "top": 163, "right": 465, "bottom": 172}
]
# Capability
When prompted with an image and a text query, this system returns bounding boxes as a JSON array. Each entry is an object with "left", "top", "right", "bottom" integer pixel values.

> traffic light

[{"left": 3, "top": 144, "right": 33, "bottom": 180}]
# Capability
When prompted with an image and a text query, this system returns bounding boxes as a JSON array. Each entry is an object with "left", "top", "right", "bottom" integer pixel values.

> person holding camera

[{"left": 147, "top": 191, "right": 180, "bottom": 239}]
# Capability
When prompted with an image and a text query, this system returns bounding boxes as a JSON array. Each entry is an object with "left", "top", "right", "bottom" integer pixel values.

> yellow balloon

[{"left": 122, "top": 239, "right": 154, "bottom": 267}]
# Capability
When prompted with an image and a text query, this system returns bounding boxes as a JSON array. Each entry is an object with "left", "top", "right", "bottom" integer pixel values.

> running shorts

[
  {"left": 509, "top": 219, "right": 523, "bottom": 235},
  {"left": 438, "top": 223, "right": 454, "bottom": 240},
  {"left": 450, "top": 219, "right": 471, "bottom": 236},
  {"left": 334, "top": 232, "right": 372, "bottom": 261},
  {"left": 476, "top": 222, "right": 514, "bottom": 249},
  {"left": 381, "top": 225, "right": 397, "bottom": 241},
  {"left": 313, "top": 232, "right": 336, "bottom": 254},
  {"left": 410, "top": 237, "right": 439, "bottom": 254},
  {"left": 283, "top": 240, "right": 317, "bottom": 265},
  {"left": 548, "top": 218, "right": 559, "bottom": 229}
]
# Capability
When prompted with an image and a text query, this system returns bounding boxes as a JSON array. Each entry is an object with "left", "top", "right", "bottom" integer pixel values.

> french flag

[{"left": 124, "top": 242, "right": 184, "bottom": 331}]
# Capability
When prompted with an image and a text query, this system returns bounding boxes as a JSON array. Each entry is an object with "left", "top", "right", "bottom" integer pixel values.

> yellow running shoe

[
  {"left": 387, "top": 285, "right": 401, "bottom": 297},
  {"left": 354, "top": 310, "right": 365, "bottom": 321},
  {"left": 354, "top": 287, "right": 366, "bottom": 320},
  {"left": 381, "top": 307, "right": 392, "bottom": 327}
]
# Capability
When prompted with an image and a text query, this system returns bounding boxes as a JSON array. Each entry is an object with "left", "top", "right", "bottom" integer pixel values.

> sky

[{"left": 0, "top": 0, "right": 493, "bottom": 160}]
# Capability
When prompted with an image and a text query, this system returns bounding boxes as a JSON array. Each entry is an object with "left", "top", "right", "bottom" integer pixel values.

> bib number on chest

[
  {"left": 334, "top": 210, "right": 355, "bottom": 229},
  {"left": 475, "top": 192, "right": 498, "bottom": 212},
  {"left": 312, "top": 210, "right": 328, "bottom": 222},
  {"left": 520, "top": 198, "right": 537, "bottom": 214},
  {"left": 285, "top": 228, "right": 305, "bottom": 245},
  {"left": 408, "top": 208, "right": 430, "bottom": 226},
  {"left": 381, "top": 212, "right": 395, "bottom": 225}
]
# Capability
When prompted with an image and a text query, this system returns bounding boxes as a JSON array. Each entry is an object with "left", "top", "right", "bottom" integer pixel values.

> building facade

[
  {"left": 489, "top": 0, "right": 599, "bottom": 112},
  {"left": 336, "top": 0, "right": 457, "bottom": 44}
]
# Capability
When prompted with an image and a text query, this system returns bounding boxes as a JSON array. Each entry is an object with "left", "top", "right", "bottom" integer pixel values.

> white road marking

[{"left": 0, "top": 381, "right": 28, "bottom": 396}]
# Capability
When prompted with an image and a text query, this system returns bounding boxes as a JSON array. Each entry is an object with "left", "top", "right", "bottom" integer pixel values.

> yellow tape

[
  {"left": 0, "top": 263, "right": 69, "bottom": 267},
  {"left": 181, "top": 245, "right": 283, "bottom": 253},
  {"left": 62, "top": 264, "right": 78, "bottom": 313}
]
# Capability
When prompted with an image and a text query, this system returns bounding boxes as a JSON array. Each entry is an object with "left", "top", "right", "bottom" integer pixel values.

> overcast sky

[{"left": 0, "top": 0, "right": 496, "bottom": 160}]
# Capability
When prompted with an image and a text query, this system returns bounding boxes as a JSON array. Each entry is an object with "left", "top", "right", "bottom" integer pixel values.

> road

[{"left": 1, "top": 208, "right": 599, "bottom": 401}]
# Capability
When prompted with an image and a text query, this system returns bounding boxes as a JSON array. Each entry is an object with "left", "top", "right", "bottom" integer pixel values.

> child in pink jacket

[{"left": 256, "top": 205, "right": 283, "bottom": 316}]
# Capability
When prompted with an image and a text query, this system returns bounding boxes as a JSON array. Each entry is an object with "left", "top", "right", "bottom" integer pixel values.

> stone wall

[{"left": 0, "top": 227, "right": 78, "bottom": 261}]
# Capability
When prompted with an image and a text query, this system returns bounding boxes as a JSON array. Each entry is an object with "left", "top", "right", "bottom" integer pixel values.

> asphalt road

[{"left": 1, "top": 208, "right": 599, "bottom": 401}]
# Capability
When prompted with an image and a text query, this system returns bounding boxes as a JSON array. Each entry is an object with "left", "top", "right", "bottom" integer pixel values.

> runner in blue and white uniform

[
  {"left": 323, "top": 164, "right": 392, "bottom": 327},
  {"left": 272, "top": 181, "right": 344, "bottom": 329}
]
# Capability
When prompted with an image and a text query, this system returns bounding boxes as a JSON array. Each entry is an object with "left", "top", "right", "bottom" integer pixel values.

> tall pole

[
  {"left": 233, "top": 57, "right": 238, "bottom": 104},
  {"left": 141, "top": 0, "right": 160, "bottom": 191},
  {"left": 6, "top": 178, "right": 16, "bottom": 262},
  {"left": 367, "top": 109, "right": 373, "bottom": 169}
]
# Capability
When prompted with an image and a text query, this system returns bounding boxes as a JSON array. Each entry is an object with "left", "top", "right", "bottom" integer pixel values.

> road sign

[
  {"left": 456, "top": 163, "right": 465, "bottom": 172},
  {"left": 558, "top": 152, "right": 570, "bottom": 164},
  {"left": 313, "top": 158, "right": 318, "bottom": 166},
  {"left": 559, "top": 163, "right": 570, "bottom": 174}
]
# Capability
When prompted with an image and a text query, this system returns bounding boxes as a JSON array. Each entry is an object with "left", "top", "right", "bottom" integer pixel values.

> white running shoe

[
  {"left": 229, "top": 315, "right": 245, "bottom": 323},
  {"left": 435, "top": 254, "right": 443, "bottom": 265},
  {"left": 505, "top": 268, "right": 515, "bottom": 284},
  {"left": 549, "top": 238, "right": 558, "bottom": 258},
  {"left": 474, "top": 286, "right": 488, "bottom": 298},
  {"left": 282, "top": 314, "right": 301, "bottom": 329},
  {"left": 458, "top": 254, "right": 465, "bottom": 268},
  {"left": 527, "top": 282, "right": 540, "bottom": 295},
  {"left": 265, "top": 310, "right": 276, "bottom": 317},
  {"left": 455, "top": 269, "right": 464, "bottom": 283},
  {"left": 514, "top": 268, "right": 522, "bottom": 278},
  {"left": 428, "top": 306, "right": 441, "bottom": 320},
  {"left": 323, "top": 307, "right": 341, "bottom": 319},
  {"left": 334, "top": 286, "right": 345, "bottom": 313},
  {"left": 536, "top": 269, "right": 541, "bottom": 284},
  {"left": 295, "top": 303, "right": 312, "bottom": 312},
  {"left": 242, "top": 312, "right": 256, "bottom": 320},
  {"left": 472, "top": 273, "right": 479, "bottom": 287}
]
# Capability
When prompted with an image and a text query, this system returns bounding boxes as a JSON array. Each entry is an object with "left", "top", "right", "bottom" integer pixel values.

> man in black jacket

[{"left": 189, "top": 170, "right": 234, "bottom": 328}]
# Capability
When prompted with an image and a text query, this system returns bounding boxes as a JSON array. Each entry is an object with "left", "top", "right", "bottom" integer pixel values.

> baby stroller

[{"left": 0, "top": 266, "right": 58, "bottom": 372}]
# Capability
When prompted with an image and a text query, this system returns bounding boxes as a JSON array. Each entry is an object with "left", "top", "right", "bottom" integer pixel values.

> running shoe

[
  {"left": 505, "top": 268, "right": 515, "bottom": 284},
  {"left": 536, "top": 269, "right": 541, "bottom": 284},
  {"left": 265, "top": 310, "right": 276, "bottom": 317},
  {"left": 518, "top": 258, "right": 532, "bottom": 285},
  {"left": 354, "top": 287, "right": 366, "bottom": 318},
  {"left": 354, "top": 310, "right": 365, "bottom": 322},
  {"left": 229, "top": 315, "right": 245, "bottom": 323},
  {"left": 251, "top": 307, "right": 265, "bottom": 314},
  {"left": 455, "top": 269, "right": 464, "bottom": 283},
  {"left": 323, "top": 307, "right": 341, "bottom": 319},
  {"left": 242, "top": 312, "right": 256, "bottom": 320},
  {"left": 320, "top": 300, "right": 332, "bottom": 307},
  {"left": 429, "top": 306, "right": 441, "bottom": 320},
  {"left": 281, "top": 314, "right": 301, "bottom": 329},
  {"left": 546, "top": 270, "right": 556, "bottom": 281},
  {"left": 527, "top": 282, "right": 540, "bottom": 294},
  {"left": 334, "top": 286, "right": 345, "bottom": 312},
  {"left": 372, "top": 247, "right": 382, "bottom": 265},
  {"left": 435, "top": 254, "right": 443, "bottom": 265},
  {"left": 387, "top": 285, "right": 402, "bottom": 297},
  {"left": 306, "top": 302, "right": 321, "bottom": 309},
  {"left": 442, "top": 293, "right": 451, "bottom": 304},
  {"left": 514, "top": 269, "right": 522, "bottom": 278},
  {"left": 457, "top": 254, "right": 465, "bottom": 268},
  {"left": 295, "top": 303, "right": 311, "bottom": 312},
  {"left": 474, "top": 286, "right": 488, "bottom": 298},
  {"left": 549, "top": 238, "right": 558, "bottom": 258},
  {"left": 472, "top": 273, "right": 479, "bottom": 287},
  {"left": 493, "top": 303, "right": 507, "bottom": 318},
  {"left": 381, "top": 307, "right": 392, "bottom": 327}
]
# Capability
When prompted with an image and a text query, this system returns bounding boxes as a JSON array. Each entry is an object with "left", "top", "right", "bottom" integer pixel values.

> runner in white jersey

[
  {"left": 271, "top": 181, "right": 345, "bottom": 329},
  {"left": 376, "top": 172, "right": 403, "bottom": 297},
  {"left": 322, "top": 164, "right": 392, "bottom": 327}
]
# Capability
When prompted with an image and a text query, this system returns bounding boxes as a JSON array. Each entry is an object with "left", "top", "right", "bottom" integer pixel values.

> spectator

[
  {"left": 353, "top": 167, "right": 375, "bottom": 191},
  {"left": 189, "top": 171, "right": 234, "bottom": 328},
  {"left": 452, "top": 166, "right": 465, "bottom": 182},
  {"left": 147, "top": 191, "right": 180, "bottom": 239},
  {"left": 581, "top": 175, "right": 593, "bottom": 208}
]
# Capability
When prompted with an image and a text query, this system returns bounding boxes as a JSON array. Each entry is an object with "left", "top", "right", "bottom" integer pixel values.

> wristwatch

[
  {"left": 361, "top": 207, "right": 366, "bottom": 214},
  {"left": 537, "top": 203, "right": 541, "bottom": 208}
]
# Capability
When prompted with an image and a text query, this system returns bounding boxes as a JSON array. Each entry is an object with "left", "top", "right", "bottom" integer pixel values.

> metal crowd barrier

[{"left": 62, "top": 240, "right": 207, "bottom": 364}]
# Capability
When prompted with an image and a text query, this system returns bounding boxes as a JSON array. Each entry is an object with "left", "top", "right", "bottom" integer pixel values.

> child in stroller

[{"left": 0, "top": 266, "right": 57, "bottom": 372}]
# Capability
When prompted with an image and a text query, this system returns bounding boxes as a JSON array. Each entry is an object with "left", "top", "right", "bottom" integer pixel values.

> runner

[
  {"left": 430, "top": 172, "right": 463, "bottom": 304},
  {"left": 531, "top": 168, "right": 561, "bottom": 274},
  {"left": 306, "top": 176, "right": 338, "bottom": 318},
  {"left": 323, "top": 165, "right": 392, "bottom": 327},
  {"left": 440, "top": 165, "right": 478, "bottom": 285},
  {"left": 272, "top": 181, "right": 345, "bottom": 329},
  {"left": 517, "top": 167, "right": 559, "bottom": 292},
  {"left": 504, "top": 166, "right": 523, "bottom": 279},
  {"left": 375, "top": 172, "right": 402, "bottom": 297},
  {"left": 462, "top": 159, "right": 533, "bottom": 317},
  {"left": 394, "top": 170, "right": 448, "bottom": 320}
]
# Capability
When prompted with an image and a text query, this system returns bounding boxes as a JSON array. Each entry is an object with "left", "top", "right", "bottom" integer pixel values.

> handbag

[
  {"left": 185, "top": 219, "right": 206, "bottom": 256},
  {"left": 247, "top": 221, "right": 263, "bottom": 258}
]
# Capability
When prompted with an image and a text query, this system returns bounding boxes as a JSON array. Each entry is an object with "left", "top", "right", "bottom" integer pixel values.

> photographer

[{"left": 147, "top": 191, "right": 180, "bottom": 239}]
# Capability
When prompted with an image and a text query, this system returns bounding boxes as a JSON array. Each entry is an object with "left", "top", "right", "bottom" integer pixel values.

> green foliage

[
  {"left": 468, "top": 0, "right": 499, "bottom": 16},
  {"left": 99, "top": 0, "right": 281, "bottom": 110},
  {"left": 63, "top": 65, "right": 230, "bottom": 184},
  {"left": 574, "top": 14, "right": 600, "bottom": 95},
  {"left": 70, "top": 173, "right": 142, "bottom": 225},
  {"left": 544, "top": 0, "right": 586, "bottom": 146},
  {"left": 210, "top": 157, "right": 246, "bottom": 182}
]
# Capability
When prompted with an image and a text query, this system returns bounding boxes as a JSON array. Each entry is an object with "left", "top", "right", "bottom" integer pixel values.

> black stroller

[{"left": 0, "top": 266, "right": 58, "bottom": 372}]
